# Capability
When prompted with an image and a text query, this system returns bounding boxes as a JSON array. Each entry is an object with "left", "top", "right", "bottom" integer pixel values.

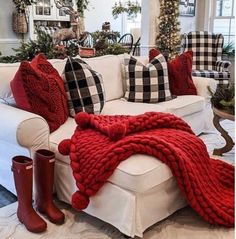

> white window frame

[{"left": 209, "top": 0, "right": 235, "bottom": 44}]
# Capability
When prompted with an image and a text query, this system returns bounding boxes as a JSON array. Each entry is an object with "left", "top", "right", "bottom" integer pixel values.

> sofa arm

[
  {"left": 0, "top": 103, "right": 50, "bottom": 150},
  {"left": 192, "top": 76, "right": 217, "bottom": 102},
  {"left": 215, "top": 60, "right": 231, "bottom": 72}
]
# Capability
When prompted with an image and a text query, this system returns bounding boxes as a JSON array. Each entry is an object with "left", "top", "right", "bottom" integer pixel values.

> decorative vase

[{"left": 12, "top": 11, "right": 28, "bottom": 34}]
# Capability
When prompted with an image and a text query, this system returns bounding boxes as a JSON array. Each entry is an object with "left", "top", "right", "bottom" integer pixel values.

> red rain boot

[
  {"left": 34, "top": 149, "right": 65, "bottom": 224},
  {"left": 12, "top": 156, "right": 47, "bottom": 233}
]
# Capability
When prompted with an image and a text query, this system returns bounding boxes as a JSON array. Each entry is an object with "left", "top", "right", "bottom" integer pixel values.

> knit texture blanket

[{"left": 58, "top": 112, "right": 234, "bottom": 227}]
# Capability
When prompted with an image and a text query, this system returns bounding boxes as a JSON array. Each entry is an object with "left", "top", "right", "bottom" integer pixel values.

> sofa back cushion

[
  {"left": 10, "top": 59, "right": 68, "bottom": 132},
  {"left": 0, "top": 62, "right": 20, "bottom": 105},
  {"left": 48, "top": 58, "right": 67, "bottom": 75},
  {"left": 84, "top": 55, "right": 124, "bottom": 101}
]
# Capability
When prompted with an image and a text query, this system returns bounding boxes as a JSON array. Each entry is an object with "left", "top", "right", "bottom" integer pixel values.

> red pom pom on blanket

[
  {"left": 108, "top": 123, "right": 126, "bottom": 141},
  {"left": 72, "top": 191, "right": 90, "bottom": 210},
  {"left": 75, "top": 112, "right": 91, "bottom": 129},
  {"left": 58, "top": 139, "right": 71, "bottom": 155}
]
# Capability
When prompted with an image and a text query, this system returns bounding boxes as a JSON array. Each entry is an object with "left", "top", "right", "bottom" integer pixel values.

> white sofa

[{"left": 0, "top": 55, "right": 217, "bottom": 238}]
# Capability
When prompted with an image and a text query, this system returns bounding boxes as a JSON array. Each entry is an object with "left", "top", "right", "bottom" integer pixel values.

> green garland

[
  {"left": 76, "top": 0, "right": 89, "bottom": 16},
  {"left": 0, "top": 29, "right": 78, "bottom": 63},
  {"left": 90, "top": 31, "right": 128, "bottom": 56},
  {"left": 13, "top": 0, "right": 35, "bottom": 13},
  {"left": 112, "top": 0, "right": 141, "bottom": 19}
]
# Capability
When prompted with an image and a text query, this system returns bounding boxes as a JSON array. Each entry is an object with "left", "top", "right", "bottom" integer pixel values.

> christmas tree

[{"left": 156, "top": 0, "right": 181, "bottom": 59}]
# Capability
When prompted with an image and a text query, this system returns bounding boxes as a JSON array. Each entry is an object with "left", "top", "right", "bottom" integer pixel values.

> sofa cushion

[
  {"left": 0, "top": 62, "right": 20, "bottom": 105},
  {"left": 83, "top": 55, "right": 124, "bottom": 101},
  {"left": 102, "top": 95, "right": 205, "bottom": 117},
  {"left": 50, "top": 94, "right": 205, "bottom": 193},
  {"left": 50, "top": 117, "right": 173, "bottom": 193},
  {"left": 62, "top": 57, "right": 105, "bottom": 116},
  {"left": 102, "top": 99, "right": 168, "bottom": 115},
  {"left": 124, "top": 54, "right": 172, "bottom": 103},
  {"left": 10, "top": 60, "right": 68, "bottom": 132},
  {"left": 48, "top": 58, "right": 67, "bottom": 75}
]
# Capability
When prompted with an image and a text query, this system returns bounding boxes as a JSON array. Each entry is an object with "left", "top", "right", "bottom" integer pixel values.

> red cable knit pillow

[
  {"left": 149, "top": 49, "right": 197, "bottom": 96},
  {"left": 31, "top": 53, "right": 69, "bottom": 119},
  {"left": 11, "top": 56, "right": 68, "bottom": 132},
  {"left": 168, "top": 51, "right": 197, "bottom": 96}
]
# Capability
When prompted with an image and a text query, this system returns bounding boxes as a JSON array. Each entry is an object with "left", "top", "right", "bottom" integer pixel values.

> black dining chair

[
  {"left": 106, "top": 32, "right": 118, "bottom": 44},
  {"left": 79, "top": 32, "right": 94, "bottom": 48},
  {"left": 118, "top": 33, "right": 134, "bottom": 53},
  {"left": 132, "top": 37, "right": 141, "bottom": 56}
]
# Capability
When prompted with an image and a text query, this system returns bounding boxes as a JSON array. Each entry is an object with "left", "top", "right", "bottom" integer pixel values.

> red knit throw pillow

[
  {"left": 11, "top": 57, "right": 68, "bottom": 132},
  {"left": 149, "top": 49, "right": 197, "bottom": 96},
  {"left": 168, "top": 51, "right": 197, "bottom": 95}
]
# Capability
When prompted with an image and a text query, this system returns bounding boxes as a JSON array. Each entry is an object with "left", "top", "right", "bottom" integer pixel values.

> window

[{"left": 211, "top": 0, "right": 235, "bottom": 45}]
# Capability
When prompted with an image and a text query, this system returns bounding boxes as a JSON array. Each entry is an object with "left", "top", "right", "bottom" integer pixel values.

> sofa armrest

[
  {"left": 215, "top": 60, "right": 231, "bottom": 72},
  {"left": 0, "top": 103, "right": 50, "bottom": 150},
  {"left": 192, "top": 76, "right": 217, "bottom": 102}
]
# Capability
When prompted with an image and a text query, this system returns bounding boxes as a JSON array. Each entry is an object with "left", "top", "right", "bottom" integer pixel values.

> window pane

[
  {"left": 216, "top": 0, "right": 233, "bottom": 16},
  {"left": 228, "top": 35, "right": 235, "bottom": 44},
  {"left": 224, "top": 35, "right": 230, "bottom": 45},
  {"left": 44, "top": 0, "right": 51, "bottom": 15},
  {"left": 214, "top": 19, "right": 230, "bottom": 35},
  {"left": 230, "top": 18, "right": 235, "bottom": 35},
  {"left": 234, "top": 0, "right": 235, "bottom": 16}
]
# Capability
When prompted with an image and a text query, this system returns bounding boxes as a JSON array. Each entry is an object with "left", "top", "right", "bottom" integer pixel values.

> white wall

[
  {"left": 179, "top": 0, "right": 204, "bottom": 33},
  {"left": 0, "top": 0, "right": 22, "bottom": 55},
  {"left": 84, "top": 0, "right": 123, "bottom": 33},
  {"left": 179, "top": 16, "right": 196, "bottom": 33}
]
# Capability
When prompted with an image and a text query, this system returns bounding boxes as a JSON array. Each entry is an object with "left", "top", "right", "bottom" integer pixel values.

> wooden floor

[{"left": 0, "top": 185, "right": 17, "bottom": 208}]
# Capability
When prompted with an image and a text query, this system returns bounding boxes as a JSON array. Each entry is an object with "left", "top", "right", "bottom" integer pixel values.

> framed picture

[{"left": 179, "top": 0, "right": 196, "bottom": 17}]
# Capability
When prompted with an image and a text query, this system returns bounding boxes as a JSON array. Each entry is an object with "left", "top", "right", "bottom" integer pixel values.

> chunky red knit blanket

[{"left": 58, "top": 112, "right": 234, "bottom": 227}]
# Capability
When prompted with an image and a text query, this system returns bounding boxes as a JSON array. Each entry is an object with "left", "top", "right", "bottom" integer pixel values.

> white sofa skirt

[{"left": 54, "top": 160, "right": 187, "bottom": 238}]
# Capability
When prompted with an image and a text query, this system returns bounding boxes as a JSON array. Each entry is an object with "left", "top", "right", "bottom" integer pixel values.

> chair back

[
  {"left": 118, "top": 33, "right": 134, "bottom": 53},
  {"left": 79, "top": 32, "right": 94, "bottom": 48},
  {"left": 38, "top": 26, "right": 60, "bottom": 36},
  {"left": 106, "top": 33, "right": 117, "bottom": 44},
  {"left": 132, "top": 37, "right": 141, "bottom": 56},
  {"left": 181, "top": 31, "right": 224, "bottom": 70}
]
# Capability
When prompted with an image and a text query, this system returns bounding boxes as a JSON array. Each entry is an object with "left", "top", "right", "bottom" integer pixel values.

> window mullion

[{"left": 231, "top": 0, "right": 234, "bottom": 16}]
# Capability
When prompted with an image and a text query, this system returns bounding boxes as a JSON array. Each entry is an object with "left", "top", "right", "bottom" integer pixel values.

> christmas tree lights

[{"left": 156, "top": 0, "right": 181, "bottom": 59}]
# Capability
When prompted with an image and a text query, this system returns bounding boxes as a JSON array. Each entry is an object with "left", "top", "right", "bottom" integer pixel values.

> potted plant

[
  {"left": 112, "top": 0, "right": 141, "bottom": 19},
  {"left": 208, "top": 84, "right": 235, "bottom": 115},
  {"left": 12, "top": 0, "right": 35, "bottom": 34},
  {"left": 76, "top": 0, "right": 90, "bottom": 16},
  {"left": 112, "top": 1, "right": 128, "bottom": 19},
  {"left": 222, "top": 42, "right": 235, "bottom": 60}
]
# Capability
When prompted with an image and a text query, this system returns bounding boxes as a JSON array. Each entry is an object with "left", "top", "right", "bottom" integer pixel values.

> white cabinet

[
  {"left": 29, "top": 0, "right": 76, "bottom": 39},
  {"left": 32, "top": 0, "right": 70, "bottom": 21}
]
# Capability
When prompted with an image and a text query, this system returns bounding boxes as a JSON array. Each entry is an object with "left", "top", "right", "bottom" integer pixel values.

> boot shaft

[
  {"left": 12, "top": 156, "right": 33, "bottom": 206},
  {"left": 33, "top": 149, "right": 65, "bottom": 224},
  {"left": 34, "top": 149, "right": 55, "bottom": 202}
]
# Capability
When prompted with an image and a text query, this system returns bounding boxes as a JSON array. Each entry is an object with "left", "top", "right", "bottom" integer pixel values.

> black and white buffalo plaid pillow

[
  {"left": 62, "top": 57, "right": 105, "bottom": 116},
  {"left": 124, "top": 54, "right": 172, "bottom": 103}
]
